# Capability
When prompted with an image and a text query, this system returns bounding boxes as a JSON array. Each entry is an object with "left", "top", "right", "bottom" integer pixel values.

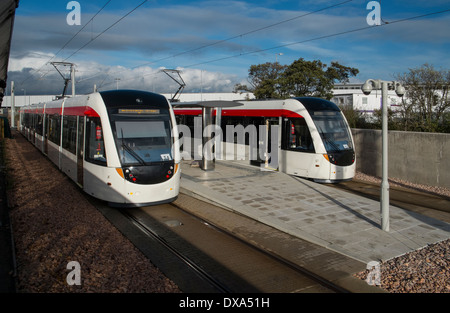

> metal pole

[
  {"left": 201, "top": 106, "right": 215, "bottom": 171},
  {"left": 11, "top": 81, "right": 15, "bottom": 129},
  {"left": 71, "top": 64, "right": 75, "bottom": 97},
  {"left": 381, "top": 81, "right": 389, "bottom": 231}
]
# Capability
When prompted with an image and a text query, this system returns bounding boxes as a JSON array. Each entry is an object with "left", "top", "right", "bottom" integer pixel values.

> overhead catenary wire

[
  {"left": 181, "top": 8, "right": 450, "bottom": 69},
  {"left": 19, "top": 0, "right": 148, "bottom": 88},
  {"left": 99, "top": 7, "right": 450, "bottom": 90},
  {"left": 62, "top": 0, "right": 148, "bottom": 62},
  {"left": 16, "top": 3, "right": 450, "bottom": 93},
  {"left": 97, "top": 0, "right": 354, "bottom": 89},
  {"left": 19, "top": 0, "right": 113, "bottom": 86},
  {"left": 55, "top": 0, "right": 113, "bottom": 61},
  {"left": 132, "top": 0, "right": 354, "bottom": 69},
  {"left": 20, "top": 0, "right": 354, "bottom": 90}
]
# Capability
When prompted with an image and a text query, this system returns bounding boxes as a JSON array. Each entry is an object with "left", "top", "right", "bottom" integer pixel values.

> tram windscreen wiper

[
  {"left": 317, "top": 126, "right": 340, "bottom": 152},
  {"left": 120, "top": 128, "right": 146, "bottom": 166}
]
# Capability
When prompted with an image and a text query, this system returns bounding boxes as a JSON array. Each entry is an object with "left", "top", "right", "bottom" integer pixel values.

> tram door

[
  {"left": 76, "top": 116, "right": 84, "bottom": 187},
  {"left": 252, "top": 117, "right": 280, "bottom": 170},
  {"left": 44, "top": 115, "right": 49, "bottom": 155}
]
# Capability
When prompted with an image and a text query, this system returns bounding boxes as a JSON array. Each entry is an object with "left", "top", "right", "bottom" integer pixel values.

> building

[{"left": 331, "top": 83, "right": 404, "bottom": 121}]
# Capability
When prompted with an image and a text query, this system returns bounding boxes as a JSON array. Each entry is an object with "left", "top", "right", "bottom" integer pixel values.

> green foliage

[
  {"left": 394, "top": 64, "right": 450, "bottom": 133},
  {"left": 234, "top": 58, "right": 359, "bottom": 100},
  {"left": 338, "top": 104, "right": 370, "bottom": 129}
]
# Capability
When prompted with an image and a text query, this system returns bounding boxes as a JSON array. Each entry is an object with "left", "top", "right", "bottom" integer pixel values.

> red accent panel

[
  {"left": 174, "top": 108, "right": 303, "bottom": 118},
  {"left": 23, "top": 105, "right": 99, "bottom": 117},
  {"left": 64, "top": 106, "right": 90, "bottom": 116},
  {"left": 222, "top": 109, "right": 302, "bottom": 118},
  {"left": 174, "top": 109, "right": 202, "bottom": 116},
  {"left": 45, "top": 107, "right": 63, "bottom": 115},
  {"left": 83, "top": 107, "right": 100, "bottom": 117}
]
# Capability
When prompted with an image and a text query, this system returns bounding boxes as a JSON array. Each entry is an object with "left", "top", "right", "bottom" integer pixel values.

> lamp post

[
  {"left": 361, "top": 79, "right": 405, "bottom": 232},
  {"left": 275, "top": 53, "right": 283, "bottom": 63}
]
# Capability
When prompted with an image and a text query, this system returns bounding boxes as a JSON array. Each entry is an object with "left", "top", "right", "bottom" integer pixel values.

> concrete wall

[{"left": 351, "top": 129, "right": 450, "bottom": 188}]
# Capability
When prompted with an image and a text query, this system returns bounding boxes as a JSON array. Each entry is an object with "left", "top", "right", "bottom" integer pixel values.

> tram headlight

[{"left": 323, "top": 153, "right": 336, "bottom": 164}]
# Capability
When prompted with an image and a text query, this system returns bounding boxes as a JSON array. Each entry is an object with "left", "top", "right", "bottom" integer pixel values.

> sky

[{"left": 6, "top": 0, "right": 450, "bottom": 96}]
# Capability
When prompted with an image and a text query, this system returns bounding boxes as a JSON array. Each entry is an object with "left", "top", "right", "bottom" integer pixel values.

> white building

[{"left": 331, "top": 83, "right": 403, "bottom": 115}]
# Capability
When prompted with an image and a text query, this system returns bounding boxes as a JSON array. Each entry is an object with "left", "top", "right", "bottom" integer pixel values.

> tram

[
  {"left": 174, "top": 97, "right": 355, "bottom": 182},
  {"left": 19, "top": 90, "right": 181, "bottom": 207}
]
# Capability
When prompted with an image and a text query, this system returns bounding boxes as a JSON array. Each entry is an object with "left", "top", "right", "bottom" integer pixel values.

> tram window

[
  {"left": 36, "top": 114, "right": 44, "bottom": 136},
  {"left": 85, "top": 117, "right": 107, "bottom": 166},
  {"left": 48, "top": 115, "right": 61, "bottom": 144},
  {"left": 62, "top": 116, "right": 77, "bottom": 154},
  {"left": 222, "top": 116, "right": 264, "bottom": 145},
  {"left": 22, "top": 113, "right": 29, "bottom": 128},
  {"left": 30, "top": 114, "right": 36, "bottom": 130},
  {"left": 282, "top": 118, "right": 314, "bottom": 153}
]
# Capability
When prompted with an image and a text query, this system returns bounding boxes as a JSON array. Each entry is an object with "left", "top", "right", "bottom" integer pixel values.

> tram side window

[
  {"left": 22, "top": 113, "right": 30, "bottom": 128},
  {"left": 222, "top": 116, "right": 264, "bottom": 145},
  {"left": 282, "top": 118, "right": 315, "bottom": 153},
  {"left": 85, "top": 117, "right": 107, "bottom": 166},
  {"left": 48, "top": 115, "right": 61, "bottom": 145},
  {"left": 24, "top": 113, "right": 32, "bottom": 129},
  {"left": 62, "top": 116, "right": 77, "bottom": 154},
  {"left": 36, "top": 114, "right": 44, "bottom": 136}
]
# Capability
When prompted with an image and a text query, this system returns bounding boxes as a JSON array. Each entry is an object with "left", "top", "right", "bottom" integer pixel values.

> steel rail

[{"left": 118, "top": 208, "right": 233, "bottom": 293}]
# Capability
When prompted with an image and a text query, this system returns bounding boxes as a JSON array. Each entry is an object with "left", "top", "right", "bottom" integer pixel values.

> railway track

[
  {"left": 95, "top": 195, "right": 359, "bottom": 294},
  {"left": 119, "top": 207, "right": 233, "bottom": 293}
]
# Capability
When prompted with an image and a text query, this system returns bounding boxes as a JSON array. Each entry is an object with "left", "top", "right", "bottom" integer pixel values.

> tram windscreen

[
  {"left": 311, "top": 111, "right": 353, "bottom": 152},
  {"left": 113, "top": 116, "right": 173, "bottom": 165}
]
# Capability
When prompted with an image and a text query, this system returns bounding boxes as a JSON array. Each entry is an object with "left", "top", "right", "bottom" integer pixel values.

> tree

[
  {"left": 281, "top": 59, "right": 359, "bottom": 99},
  {"left": 235, "top": 58, "right": 359, "bottom": 100},
  {"left": 395, "top": 64, "right": 450, "bottom": 132},
  {"left": 339, "top": 104, "right": 370, "bottom": 129},
  {"left": 234, "top": 62, "right": 286, "bottom": 99}
]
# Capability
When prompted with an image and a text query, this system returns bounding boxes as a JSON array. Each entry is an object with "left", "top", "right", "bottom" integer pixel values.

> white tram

[
  {"left": 174, "top": 97, "right": 355, "bottom": 183},
  {"left": 20, "top": 90, "right": 181, "bottom": 207}
]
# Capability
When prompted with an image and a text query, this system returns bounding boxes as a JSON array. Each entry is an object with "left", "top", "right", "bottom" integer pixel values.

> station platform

[{"left": 179, "top": 159, "right": 450, "bottom": 264}]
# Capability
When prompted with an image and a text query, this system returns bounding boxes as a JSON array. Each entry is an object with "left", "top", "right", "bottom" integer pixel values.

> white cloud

[
  {"left": 8, "top": 52, "right": 241, "bottom": 95},
  {"left": 8, "top": 51, "right": 55, "bottom": 72}
]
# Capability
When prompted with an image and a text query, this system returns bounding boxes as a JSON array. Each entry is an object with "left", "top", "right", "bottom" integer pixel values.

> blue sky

[{"left": 7, "top": 0, "right": 450, "bottom": 95}]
